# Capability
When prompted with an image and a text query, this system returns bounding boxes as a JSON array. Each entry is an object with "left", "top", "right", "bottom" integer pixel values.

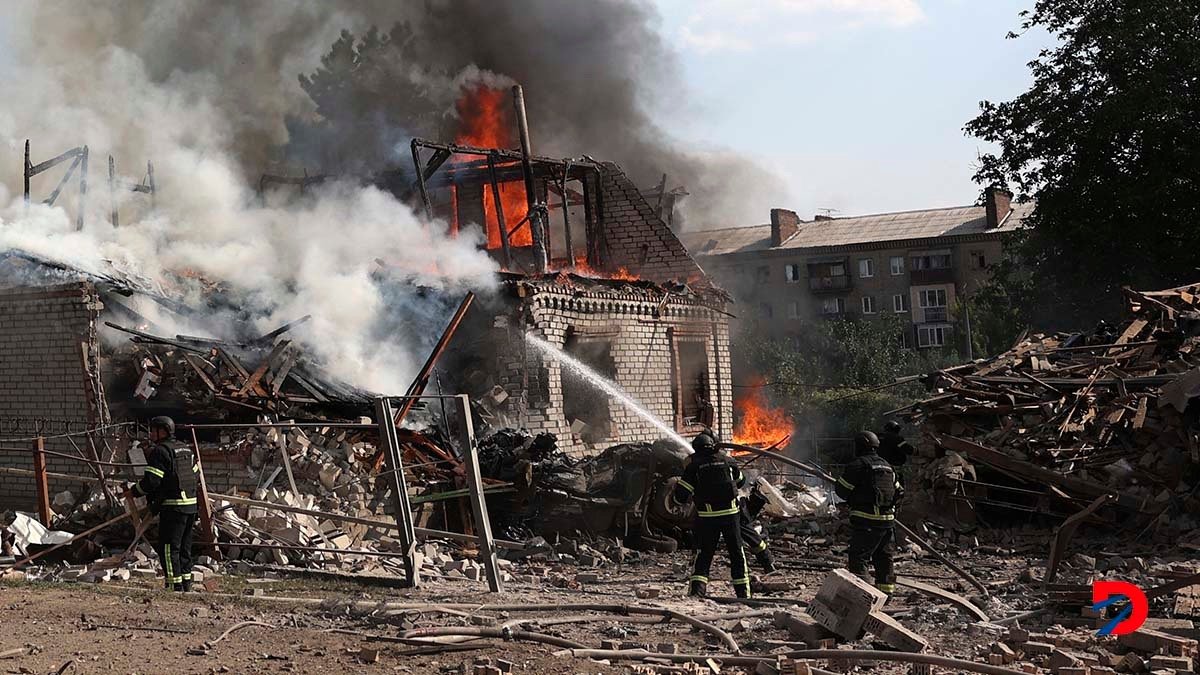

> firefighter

[
  {"left": 878, "top": 420, "right": 915, "bottom": 482},
  {"left": 128, "top": 416, "right": 199, "bottom": 591},
  {"left": 739, "top": 479, "right": 776, "bottom": 572},
  {"left": 673, "top": 430, "right": 751, "bottom": 598},
  {"left": 834, "top": 431, "right": 902, "bottom": 595}
]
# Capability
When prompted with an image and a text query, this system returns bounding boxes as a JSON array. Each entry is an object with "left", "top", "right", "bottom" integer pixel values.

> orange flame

[
  {"left": 568, "top": 255, "right": 638, "bottom": 281},
  {"left": 454, "top": 85, "right": 531, "bottom": 248},
  {"left": 733, "top": 378, "right": 794, "bottom": 446}
]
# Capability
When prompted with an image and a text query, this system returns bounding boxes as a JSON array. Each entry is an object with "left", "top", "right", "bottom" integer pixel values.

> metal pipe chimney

[{"left": 512, "top": 85, "right": 548, "bottom": 273}]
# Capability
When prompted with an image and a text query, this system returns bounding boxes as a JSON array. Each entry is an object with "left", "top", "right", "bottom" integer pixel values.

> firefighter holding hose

[
  {"left": 673, "top": 429, "right": 751, "bottom": 598},
  {"left": 127, "top": 416, "right": 200, "bottom": 591}
]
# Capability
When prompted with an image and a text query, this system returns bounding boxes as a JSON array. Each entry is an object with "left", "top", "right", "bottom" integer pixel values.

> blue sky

[{"left": 650, "top": 0, "right": 1050, "bottom": 222}]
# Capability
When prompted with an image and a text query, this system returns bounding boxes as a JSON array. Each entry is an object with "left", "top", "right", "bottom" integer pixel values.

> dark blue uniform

[
  {"left": 674, "top": 449, "right": 750, "bottom": 597},
  {"left": 132, "top": 442, "right": 199, "bottom": 590}
]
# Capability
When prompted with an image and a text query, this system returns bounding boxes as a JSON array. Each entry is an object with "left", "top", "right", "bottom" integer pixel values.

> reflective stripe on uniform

[
  {"left": 877, "top": 583, "right": 896, "bottom": 593},
  {"left": 698, "top": 504, "right": 739, "bottom": 517},
  {"left": 732, "top": 577, "right": 751, "bottom": 586},
  {"left": 144, "top": 467, "right": 165, "bottom": 478},
  {"left": 837, "top": 476, "right": 854, "bottom": 490},
  {"left": 162, "top": 497, "right": 198, "bottom": 507},
  {"left": 689, "top": 575, "right": 708, "bottom": 583},
  {"left": 753, "top": 540, "right": 768, "bottom": 552},
  {"left": 677, "top": 480, "right": 694, "bottom": 493},
  {"left": 850, "top": 509, "right": 894, "bottom": 521}
]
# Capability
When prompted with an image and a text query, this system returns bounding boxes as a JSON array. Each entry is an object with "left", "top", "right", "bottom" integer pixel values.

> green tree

[
  {"left": 738, "top": 315, "right": 961, "bottom": 462},
  {"left": 965, "top": 2, "right": 1200, "bottom": 328}
]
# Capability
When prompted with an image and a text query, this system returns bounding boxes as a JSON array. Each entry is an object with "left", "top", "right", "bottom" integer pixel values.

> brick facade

[
  {"left": 597, "top": 163, "right": 705, "bottom": 283},
  {"left": 0, "top": 282, "right": 108, "bottom": 510},
  {"left": 485, "top": 281, "right": 733, "bottom": 456}
]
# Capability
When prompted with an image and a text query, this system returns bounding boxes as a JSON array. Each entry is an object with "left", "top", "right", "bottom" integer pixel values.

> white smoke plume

[{"left": 0, "top": 3, "right": 498, "bottom": 394}]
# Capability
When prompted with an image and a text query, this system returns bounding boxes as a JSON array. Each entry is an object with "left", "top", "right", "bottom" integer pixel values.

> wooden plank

[
  {"left": 1133, "top": 396, "right": 1149, "bottom": 429},
  {"left": 287, "top": 373, "right": 329, "bottom": 402},
  {"left": 182, "top": 353, "right": 219, "bottom": 392},
  {"left": 190, "top": 429, "right": 219, "bottom": 558},
  {"left": 935, "top": 434, "right": 1147, "bottom": 512},
  {"left": 1109, "top": 319, "right": 1148, "bottom": 355},
  {"left": 266, "top": 343, "right": 299, "bottom": 397},
  {"left": 237, "top": 341, "right": 288, "bottom": 397}
]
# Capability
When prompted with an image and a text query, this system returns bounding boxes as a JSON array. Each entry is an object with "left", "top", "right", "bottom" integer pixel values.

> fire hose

[{"left": 718, "top": 441, "right": 989, "bottom": 597}]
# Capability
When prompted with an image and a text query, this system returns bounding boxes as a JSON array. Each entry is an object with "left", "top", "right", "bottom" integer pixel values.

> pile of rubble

[
  {"left": 108, "top": 317, "right": 374, "bottom": 418},
  {"left": 905, "top": 282, "right": 1200, "bottom": 535}
]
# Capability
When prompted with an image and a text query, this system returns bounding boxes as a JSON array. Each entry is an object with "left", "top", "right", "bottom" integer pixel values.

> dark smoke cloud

[{"left": 16, "top": 0, "right": 782, "bottom": 228}]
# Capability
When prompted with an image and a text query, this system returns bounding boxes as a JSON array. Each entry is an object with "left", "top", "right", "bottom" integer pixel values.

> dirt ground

[{"left": 0, "top": 537, "right": 1015, "bottom": 675}]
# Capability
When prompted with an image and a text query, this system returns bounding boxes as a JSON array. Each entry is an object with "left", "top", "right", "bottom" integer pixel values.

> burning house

[{"left": 0, "top": 86, "right": 735, "bottom": 511}]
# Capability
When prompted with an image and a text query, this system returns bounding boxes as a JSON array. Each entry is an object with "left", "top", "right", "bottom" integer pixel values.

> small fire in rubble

[
  {"left": 733, "top": 377, "right": 794, "bottom": 446},
  {"left": 571, "top": 255, "right": 638, "bottom": 282}
]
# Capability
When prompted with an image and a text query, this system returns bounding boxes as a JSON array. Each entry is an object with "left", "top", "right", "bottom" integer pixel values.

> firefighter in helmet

[
  {"left": 834, "top": 431, "right": 902, "bottom": 595},
  {"left": 128, "top": 416, "right": 200, "bottom": 591},
  {"left": 673, "top": 429, "right": 751, "bottom": 598},
  {"left": 739, "top": 478, "right": 776, "bottom": 572},
  {"left": 879, "top": 420, "right": 914, "bottom": 470}
]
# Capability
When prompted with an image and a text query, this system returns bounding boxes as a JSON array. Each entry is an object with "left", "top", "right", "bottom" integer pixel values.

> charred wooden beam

[
  {"left": 391, "top": 293, "right": 476, "bottom": 427},
  {"left": 410, "top": 140, "right": 433, "bottom": 221},
  {"left": 560, "top": 160, "right": 574, "bottom": 267},
  {"left": 487, "top": 153, "right": 512, "bottom": 269}
]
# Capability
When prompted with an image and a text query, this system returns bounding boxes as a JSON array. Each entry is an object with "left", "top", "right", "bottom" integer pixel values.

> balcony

[
  {"left": 809, "top": 275, "right": 851, "bottom": 293},
  {"left": 910, "top": 268, "right": 956, "bottom": 285},
  {"left": 921, "top": 306, "right": 949, "bottom": 323}
]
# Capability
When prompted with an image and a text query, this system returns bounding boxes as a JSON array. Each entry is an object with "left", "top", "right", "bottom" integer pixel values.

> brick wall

[
  {"left": 598, "top": 163, "right": 705, "bottom": 283},
  {"left": 0, "top": 282, "right": 108, "bottom": 510},
  {"left": 488, "top": 285, "right": 733, "bottom": 456}
]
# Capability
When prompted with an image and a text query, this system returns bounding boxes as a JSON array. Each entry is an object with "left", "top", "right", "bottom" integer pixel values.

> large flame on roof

[
  {"left": 453, "top": 86, "right": 641, "bottom": 282},
  {"left": 733, "top": 378, "right": 794, "bottom": 446},
  {"left": 454, "top": 85, "right": 531, "bottom": 248}
]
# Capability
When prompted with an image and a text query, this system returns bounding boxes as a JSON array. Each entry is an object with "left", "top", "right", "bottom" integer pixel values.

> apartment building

[{"left": 680, "top": 188, "right": 1029, "bottom": 349}]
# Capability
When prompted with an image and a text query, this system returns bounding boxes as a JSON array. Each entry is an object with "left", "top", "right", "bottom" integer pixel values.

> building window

[
  {"left": 917, "top": 324, "right": 950, "bottom": 348},
  {"left": 862, "top": 296, "right": 876, "bottom": 314},
  {"left": 969, "top": 250, "right": 987, "bottom": 270},
  {"left": 561, "top": 329, "right": 616, "bottom": 443},
  {"left": 807, "top": 260, "right": 851, "bottom": 291},
  {"left": 671, "top": 334, "right": 713, "bottom": 430},
  {"left": 760, "top": 303, "right": 774, "bottom": 319},
  {"left": 755, "top": 266, "right": 770, "bottom": 283},
  {"left": 788, "top": 301, "right": 801, "bottom": 319},
  {"left": 890, "top": 256, "right": 905, "bottom": 275},
  {"left": 918, "top": 288, "right": 948, "bottom": 322},
  {"left": 911, "top": 253, "right": 952, "bottom": 270},
  {"left": 892, "top": 294, "right": 909, "bottom": 313},
  {"left": 900, "top": 329, "right": 914, "bottom": 349},
  {"left": 784, "top": 264, "right": 802, "bottom": 283},
  {"left": 821, "top": 297, "right": 846, "bottom": 315},
  {"left": 858, "top": 258, "right": 874, "bottom": 278}
]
